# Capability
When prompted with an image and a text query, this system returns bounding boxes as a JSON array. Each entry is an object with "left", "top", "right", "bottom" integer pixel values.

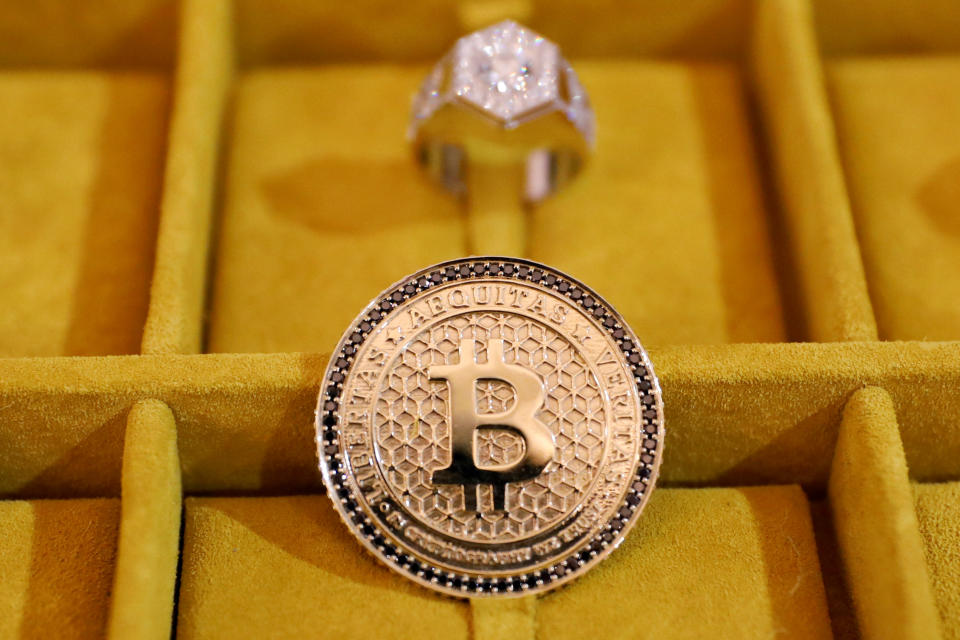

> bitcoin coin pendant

[{"left": 315, "top": 258, "right": 664, "bottom": 597}]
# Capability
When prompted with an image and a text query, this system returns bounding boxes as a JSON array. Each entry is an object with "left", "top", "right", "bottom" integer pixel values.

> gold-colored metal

[
  {"left": 316, "top": 258, "right": 663, "bottom": 597},
  {"left": 428, "top": 338, "right": 555, "bottom": 511}
]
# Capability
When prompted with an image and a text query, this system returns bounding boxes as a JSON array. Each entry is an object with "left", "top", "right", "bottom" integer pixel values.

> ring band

[{"left": 409, "top": 21, "right": 594, "bottom": 203}]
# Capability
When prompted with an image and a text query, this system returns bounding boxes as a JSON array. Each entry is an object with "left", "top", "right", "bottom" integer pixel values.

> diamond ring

[{"left": 409, "top": 21, "right": 594, "bottom": 203}]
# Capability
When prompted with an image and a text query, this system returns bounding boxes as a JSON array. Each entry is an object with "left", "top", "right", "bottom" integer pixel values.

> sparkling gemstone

[
  {"left": 408, "top": 20, "right": 595, "bottom": 145},
  {"left": 453, "top": 20, "right": 559, "bottom": 122},
  {"left": 410, "top": 59, "right": 447, "bottom": 126}
]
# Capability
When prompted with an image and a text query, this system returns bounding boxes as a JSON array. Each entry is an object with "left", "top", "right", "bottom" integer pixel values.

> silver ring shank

[{"left": 414, "top": 141, "right": 585, "bottom": 203}]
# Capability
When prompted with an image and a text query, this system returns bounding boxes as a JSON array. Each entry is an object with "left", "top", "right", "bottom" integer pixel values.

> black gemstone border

[{"left": 315, "top": 257, "right": 664, "bottom": 598}]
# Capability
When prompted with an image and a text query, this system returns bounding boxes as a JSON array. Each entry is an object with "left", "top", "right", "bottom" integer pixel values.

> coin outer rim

[{"left": 314, "top": 257, "right": 665, "bottom": 598}]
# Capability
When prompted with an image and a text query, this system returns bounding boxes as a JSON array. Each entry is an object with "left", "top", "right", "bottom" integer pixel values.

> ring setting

[{"left": 409, "top": 21, "right": 594, "bottom": 202}]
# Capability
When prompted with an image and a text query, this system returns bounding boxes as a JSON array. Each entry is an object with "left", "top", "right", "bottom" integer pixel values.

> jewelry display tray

[{"left": 1, "top": 1, "right": 958, "bottom": 638}]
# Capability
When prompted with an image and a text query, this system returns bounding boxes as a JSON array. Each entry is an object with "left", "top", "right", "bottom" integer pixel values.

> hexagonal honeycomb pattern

[
  {"left": 373, "top": 311, "right": 605, "bottom": 543},
  {"left": 476, "top": 378, "right": 516, "bottom": 414},
  {"left": 475, "top": 426, "right": 524, "bottom": 467}
]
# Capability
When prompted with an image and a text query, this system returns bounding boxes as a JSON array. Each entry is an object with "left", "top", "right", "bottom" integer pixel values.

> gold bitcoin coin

[{"left": 315, "top": 258, "right": 664, "bottom": 597}]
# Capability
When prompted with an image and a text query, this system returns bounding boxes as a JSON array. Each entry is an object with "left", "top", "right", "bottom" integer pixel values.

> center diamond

[{"left": 453, "top": 20, "right": 560, "bottom": 123}]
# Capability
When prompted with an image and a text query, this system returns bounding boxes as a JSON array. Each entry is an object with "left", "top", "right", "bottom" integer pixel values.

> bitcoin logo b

[{"left": 429, "top": 338, "right": 555, "bottom": 511}]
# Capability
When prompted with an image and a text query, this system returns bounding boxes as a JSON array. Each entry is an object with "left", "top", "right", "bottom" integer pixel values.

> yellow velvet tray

[{"left": 0, "top": 0, "right": 958, "bottom": 639}]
